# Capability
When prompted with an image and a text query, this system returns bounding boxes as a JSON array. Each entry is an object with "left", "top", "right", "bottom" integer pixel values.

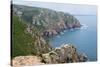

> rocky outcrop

[
  {"left": 32, "top": 33, "right": 53, "bottom": 55},
  {"left": 12, "top": 44, "right": 88, "bottom": 66},
  {"left": 24, "top": 24, "right": 53, "bottom": 55},
  {"left": 25, "top": 24, "right": 33, "bottom": 34},
  {"left": 41, "top": 44, "right": 88, "bottom": 64},
  {"left": 42, "top": 20, "right": 81, "bottom": 37},
  {"left": 66, "top": 21, "right": 81, "bottom": 29},
  {"left": 12, "top": 56, "right": 44, "bottom": 66},
  {"left": 78, "top": 53, "right": 88, "bottom": 62},
  {"left": 43, "top": 29, "right": 58, "bottom": 37}
]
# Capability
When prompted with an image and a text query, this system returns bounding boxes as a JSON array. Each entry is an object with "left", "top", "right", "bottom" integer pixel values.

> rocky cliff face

[
  {"left": 12, "top": 4, "right": 81, "bottom": 37},
  {"left": 12, "top": 44, "right": 88, "bottom": 66},
  {"left": 41, "top": 44, "right": 88, "bottom": 64},
  {"left": 12, "top": 4, "right": 87, "bottom": 66},
  {"left": 12, "top": 15, "right": 53, "bottom": 59}
]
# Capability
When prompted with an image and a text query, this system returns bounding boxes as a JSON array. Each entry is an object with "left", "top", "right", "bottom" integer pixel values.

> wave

[
  {"left": 81, "top": 24, "right": 88, "bottom": 30},
  {"left": 60, "top": 32, "right": 64, "bottom": 35}
]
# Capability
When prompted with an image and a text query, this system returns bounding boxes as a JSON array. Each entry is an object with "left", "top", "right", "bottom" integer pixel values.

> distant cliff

[{"left": 12, "top": 4, "right": 81, "bottom": 37}]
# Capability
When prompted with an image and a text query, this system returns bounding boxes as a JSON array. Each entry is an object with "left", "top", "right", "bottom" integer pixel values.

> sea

[{"left": 50, "top": 15, "right": 97, "bottom": 61}]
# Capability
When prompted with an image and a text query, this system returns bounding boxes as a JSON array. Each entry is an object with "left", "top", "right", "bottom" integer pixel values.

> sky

[{"left": 12, "top": 0, "right": 97, "bottom": 15}]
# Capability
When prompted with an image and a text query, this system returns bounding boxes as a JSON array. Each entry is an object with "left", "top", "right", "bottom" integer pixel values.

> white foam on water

[
  {"left": 60, "top": 32, "right": 64, "bottom": 35},
  {"left": 81, "top": 24, "right": 88, "bottom": 30}
]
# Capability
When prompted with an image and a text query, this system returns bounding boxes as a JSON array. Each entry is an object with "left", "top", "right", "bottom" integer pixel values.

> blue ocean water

[{"left": 50, "top": 15, "right": 97, "bottom": 61}]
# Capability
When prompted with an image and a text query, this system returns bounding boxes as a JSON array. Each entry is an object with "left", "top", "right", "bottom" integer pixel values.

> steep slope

[
  {"left": 41, "top": 44, "right": 88, "bottom": 64},
  {"left": 12, "top": 4, "right": 81, "bottom": 37},
  {"left": 11, "top": 4, "right": 88, "bottom": 66},
  {"left": 12, "top": 15, "right": 52, "bottom": 59},
  {"left": 12, "top": 44, "right": 88, "bottom": 66},
  {"left": 12, "top": 56, "right": 44, "bottom": 66}
]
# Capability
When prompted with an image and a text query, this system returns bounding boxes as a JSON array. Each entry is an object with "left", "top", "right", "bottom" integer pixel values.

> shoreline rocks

[{"left": 41, "top": 44, "right": 88, "bottom": 64}]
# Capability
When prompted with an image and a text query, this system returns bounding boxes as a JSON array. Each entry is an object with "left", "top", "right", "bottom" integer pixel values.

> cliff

[
  {"left": 12, "top": 44, "right": 88, "bottom": 66},
  {"left": 12, "top": 4, "right": 81, "bottom": 37},
  {"left": 12, "top": 15, "right": 52, "bottom": 58},
  {"left": 41, "top": 44, "right": 88, "bottom": 64},
  {"left": 11, "top": 4, "right": 87, "bottom": 66}
]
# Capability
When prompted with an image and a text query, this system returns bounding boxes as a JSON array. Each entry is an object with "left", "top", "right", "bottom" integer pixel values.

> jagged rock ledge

[
  {"left": 42, "top": 21, "right": 82, "bottom": 37},
  {"left": 41, "top": 44, "right": 88, "bottom": 64},
  {"left": 12, "top": 44, "right": 88, "bottom": 66}
]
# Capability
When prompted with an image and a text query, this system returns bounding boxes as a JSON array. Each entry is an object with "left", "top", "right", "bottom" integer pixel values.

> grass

[
  {"left": 12, "top": 15, "right": 52, "bottom": 59},
  {"left": 12, "top": 16, "right": 34, "bottom": 59}
]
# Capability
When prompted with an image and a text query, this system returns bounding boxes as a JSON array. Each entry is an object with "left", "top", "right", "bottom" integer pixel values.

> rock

[
  {"left": 17, "top": 11, "right": 23, "bottom": 17},
  {"left": 25, "top": 24, "right": 33, "bottom": 34},
  {"left": 57, "top": 22, "right": 67, "bottom": 30},
  {"left": 74, "top": 21, "right": 81, "bottom": 28},
  {"left": 43, "top": 29, "right": 58, "bottom": 37},
  {"left": 12, "top": 56, "right": 44, "bottom": 66},
  {"left": 13, "top": 4, "right": 82, "bottom": 38},
  {"left": 32, "top": 34, "right": 52, "bottom": 55},
  {"left": 12, "top": 44, "right": 88, "bottom": 66},
  {"left": 42, "top": 51, "right": 59, "bottom": 64},
  {"left": 78, "top": 53, "right": 88, "bottom": 62},
  {"left": 41, "top": 44, "right": 88, "bottom": 64}
]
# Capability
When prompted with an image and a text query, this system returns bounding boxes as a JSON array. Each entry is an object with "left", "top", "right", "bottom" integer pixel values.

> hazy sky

[{"left": 12, "top": 0, "right": 97, "bottom": 15}]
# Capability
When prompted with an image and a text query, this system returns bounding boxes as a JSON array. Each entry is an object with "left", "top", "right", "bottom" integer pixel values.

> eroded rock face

[
  {"left": 13, "top": 4, "right": 81, "bottom": 38},
  {"left": 41, "top": 44, "right": 88, "bottom": 64},
  {"left": 78, "top": 53, "right": 88, "bottom": 62},
  {"left": 43, "top": 29, "right": 58, "bottom": 37},
  {"left": 43, "top": 21, "right": 81, "bottom": 37},
  {"left": 43, "top": 22, "right": 68, "bottom": 37}
]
